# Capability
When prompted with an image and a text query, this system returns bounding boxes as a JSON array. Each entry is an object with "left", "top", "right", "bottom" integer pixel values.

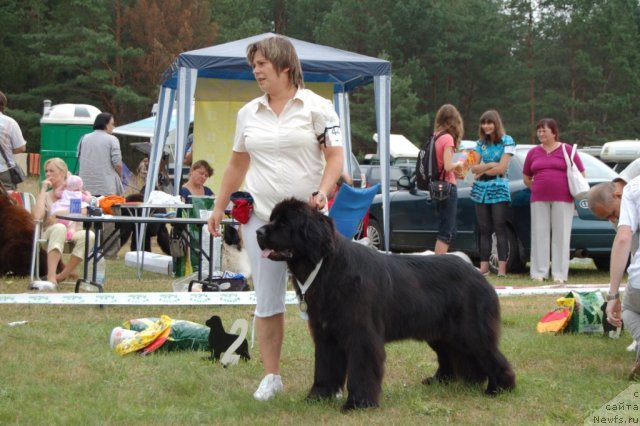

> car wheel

[
  {"left": 367, "top": 218, "right": 383, "bottom": 250},
  {"left": 489, "top": 227, "right": 523, "bottom": 274},
  {"left": 592, "top": 255, "right": 611, "bottom": 271}
]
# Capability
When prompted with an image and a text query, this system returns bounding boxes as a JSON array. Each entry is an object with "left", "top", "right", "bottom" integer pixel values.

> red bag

[{"left": 230, "top": 192, "right": 254, "bottom": 224}]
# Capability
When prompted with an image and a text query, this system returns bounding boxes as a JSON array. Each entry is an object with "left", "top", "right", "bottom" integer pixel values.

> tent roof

[
  {"left": 161, "top": 33, "right": 390, "bottom": 92},
  {"left": 113, "top": 110, "right": 194, "bottom": 138}
]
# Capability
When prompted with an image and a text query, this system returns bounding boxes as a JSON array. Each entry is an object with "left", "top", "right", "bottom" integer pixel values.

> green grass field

[
  {"left": 1, "top": 177, "right": 635, "bottom": 425},
  {"left": 0, "top": 256, "right": 635, "bottom": 425}
]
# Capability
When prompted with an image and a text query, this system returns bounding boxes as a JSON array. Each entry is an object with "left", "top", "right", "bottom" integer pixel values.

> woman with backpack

[
  {"left": 432, "top": 104, "right": 465, "bottom": 254},
  {"left": 469, "top": 110, "right": 516, "bottom": 277}
]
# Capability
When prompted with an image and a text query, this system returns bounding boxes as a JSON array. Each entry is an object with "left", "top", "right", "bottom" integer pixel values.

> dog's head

[
  {"left": 223, "top": 225, "right": 242, "bottom": 249},
  {"left": 205, "top": 315, "right": 224, "bottom": 331},
  {"left": 256, "top": 198, "right": 335, "bottom": 263}
]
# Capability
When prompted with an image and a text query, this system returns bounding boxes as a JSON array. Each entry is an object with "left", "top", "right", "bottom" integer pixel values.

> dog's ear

[{"left": 295, "top": 206, "right": 335, "bottom": 261}]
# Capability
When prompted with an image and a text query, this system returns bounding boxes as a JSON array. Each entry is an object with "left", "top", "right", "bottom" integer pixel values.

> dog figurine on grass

[
  {"left": 257, "top": 198, "right": 515, "bottom": 411},
  {"left": 206, "top": 315, "right": 250, "bottom": 362}
]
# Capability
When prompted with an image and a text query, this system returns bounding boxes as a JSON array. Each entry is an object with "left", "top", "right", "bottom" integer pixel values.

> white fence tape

[{"left": 0, "top": 286, "right": 616, "bottom": 305}]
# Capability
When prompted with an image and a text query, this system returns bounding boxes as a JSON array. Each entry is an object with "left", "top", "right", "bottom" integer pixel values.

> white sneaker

[
  {"left": 29, "top": 280, "right": 57, "bottom": 291},
  {"left": 79, "top": 282, "right": 99, "bottom": 292},
  {"left": 253, "top": 374, "right": 283, "bottom": 401}
]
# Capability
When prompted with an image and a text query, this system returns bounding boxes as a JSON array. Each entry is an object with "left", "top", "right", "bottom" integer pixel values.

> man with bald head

[
  {"left": 589, "top": 158, "right": 640, "bottom": 223},
  {"left": 588, "top": 160, "right": 640, "bottom": 362},
  {"left": 598, "top": 175, "right": 640, "bottom": 379}
]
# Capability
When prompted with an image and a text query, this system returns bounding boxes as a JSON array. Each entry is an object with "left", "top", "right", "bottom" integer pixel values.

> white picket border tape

[
  {"left": 0, "top": 291, "right": 294, "bottom": 305},
  {"left": 0, "top": 285, "right": 619, "bottom": 305}
]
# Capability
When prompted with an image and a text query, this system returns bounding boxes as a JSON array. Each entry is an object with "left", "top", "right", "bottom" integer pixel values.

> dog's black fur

[
  {"left": 117, "top": 193, "right": 171, "bottom": 255},
  {"left": 0, "top": 183, "right": 59, "bottom": 277},
  {"left": 206, "top": 315, "right": 250, "bottom": 362},
  {"left": 223, "top": 224, "right": 242, "bottom": 248},
  {"left": 256, "top": 198, "right": 515, "bottom": 410},
  {"left": 601, "top": 302, "right": 623, "bottom": 336}
]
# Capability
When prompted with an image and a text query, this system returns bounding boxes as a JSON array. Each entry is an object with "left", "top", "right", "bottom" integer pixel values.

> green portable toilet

[{"left": 40, "top": 102, "right": 101, "bottom": 177}]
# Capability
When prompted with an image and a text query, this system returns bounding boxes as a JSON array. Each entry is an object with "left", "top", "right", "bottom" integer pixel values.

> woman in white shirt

[{"left": 208, "top": 36, "right": 344, "bottom": 401}]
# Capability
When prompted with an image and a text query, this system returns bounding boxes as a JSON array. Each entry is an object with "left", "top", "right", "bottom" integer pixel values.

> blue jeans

[{"left": 436, "top": 185, "right": 457, "bottom": 244}]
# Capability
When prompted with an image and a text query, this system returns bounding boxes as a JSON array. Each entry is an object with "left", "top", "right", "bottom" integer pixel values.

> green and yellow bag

[{"left": 564, "top": 291, "right": 605, "bottom": 334}]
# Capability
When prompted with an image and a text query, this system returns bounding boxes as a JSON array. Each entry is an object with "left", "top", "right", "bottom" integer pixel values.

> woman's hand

[
  {"left": 453, "top": 162, "right": 465, "bottom": 179},
  {"left": 308, "top": 190, "right": 327, "bottom": 210},
  {"left": 41, "top": 179, "right": 52, "bottom": 193},
  {"left": 207, "top": 208, "right": 224, "bottom": 237}
]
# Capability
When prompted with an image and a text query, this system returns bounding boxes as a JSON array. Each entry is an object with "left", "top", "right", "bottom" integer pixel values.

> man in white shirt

[
  {"left": 0, "top": 91, "right": 27, "bottom": 190},
  {"left": 605, "top": 175, "right": 640, "bottom": 380}
]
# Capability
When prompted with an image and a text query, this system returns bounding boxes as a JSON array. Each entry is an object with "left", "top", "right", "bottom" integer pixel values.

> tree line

[{"left": 2, "top": 0, "right": 639, "bottom": 156}]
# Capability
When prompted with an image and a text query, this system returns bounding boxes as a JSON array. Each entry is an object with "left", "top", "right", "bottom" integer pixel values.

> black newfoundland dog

[{"left": 256, "top": 198, "right": 515, "bottom": 411}]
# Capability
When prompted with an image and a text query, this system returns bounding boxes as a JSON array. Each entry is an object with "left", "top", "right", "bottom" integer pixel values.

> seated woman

[
  {"left": 179, "top": 160, "right": 214, "bottom": 203},
  {"left": 32, "top": 158, "right": 95, "bottom": 287}
]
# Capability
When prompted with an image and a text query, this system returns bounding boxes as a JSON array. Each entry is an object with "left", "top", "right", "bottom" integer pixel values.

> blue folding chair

[{"left": 328, "top": 183, "right": 380, "bottom": 239}]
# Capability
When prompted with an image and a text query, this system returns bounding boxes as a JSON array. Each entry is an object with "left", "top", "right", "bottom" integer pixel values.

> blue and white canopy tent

[{"left": 147, "top": 33, "right": 393, "bottom": 251}]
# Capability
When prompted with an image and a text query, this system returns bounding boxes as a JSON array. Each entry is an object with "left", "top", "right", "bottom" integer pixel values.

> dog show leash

[{"left": 295, "top": 258, "right": 324, "bottom": 320}]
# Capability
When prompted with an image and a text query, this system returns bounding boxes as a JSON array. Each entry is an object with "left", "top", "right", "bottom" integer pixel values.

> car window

[
  {"left": 580, "top": 153, "right": 619, "bottom": 180},
  {"left": 363, "top": 165, "right": 404, "bottom": 182}
]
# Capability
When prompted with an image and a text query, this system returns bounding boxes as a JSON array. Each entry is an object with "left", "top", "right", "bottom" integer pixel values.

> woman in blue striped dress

[{"left": 470, "top": 110, "right": 516, "bottom": 277}]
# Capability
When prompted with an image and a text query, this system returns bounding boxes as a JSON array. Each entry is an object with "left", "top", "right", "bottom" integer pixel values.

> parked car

[
  {"left": 361, "top": 164, "right": 407, "bottom": 193},
  {"left": 366, "top": 145, "right": 619, "bottom": 272}
]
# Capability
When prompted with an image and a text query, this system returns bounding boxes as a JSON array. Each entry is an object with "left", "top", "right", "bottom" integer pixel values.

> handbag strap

[
  {"left": 428, "top": 131, "right": 447, "bottom": 180},
  {"left": 0, "top": 142, "right": 14, "bottom": 168},
  {"left": 561, "top": 143, "right": 574, "bottom": 168}
]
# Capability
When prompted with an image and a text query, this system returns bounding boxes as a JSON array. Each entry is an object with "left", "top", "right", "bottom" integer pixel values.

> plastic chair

[{"left": 328, "top": 183, "right": 380, "bottom": 239}]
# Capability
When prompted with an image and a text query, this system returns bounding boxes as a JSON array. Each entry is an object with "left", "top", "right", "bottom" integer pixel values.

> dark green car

[{"left": 366, "top": 145, "right": 618, "bottom": 272}]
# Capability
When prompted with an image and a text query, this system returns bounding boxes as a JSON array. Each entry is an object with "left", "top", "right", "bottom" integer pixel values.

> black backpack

[{"left": 415, "top": 131, "right": 446, "bottom": 191}]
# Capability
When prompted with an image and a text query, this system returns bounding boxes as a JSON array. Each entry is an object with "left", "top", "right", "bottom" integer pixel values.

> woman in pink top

[
  {"left": 522, "top": 118, "right": 585, "bottom": 283},
  {"left": 432, "top": 104, "right": 465, "bottom": 254}
]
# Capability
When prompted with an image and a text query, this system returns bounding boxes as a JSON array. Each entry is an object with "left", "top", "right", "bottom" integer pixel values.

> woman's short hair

[
  {"left": 191, "top": 159, "right": 213, "bottom": 177},
  {"left": 536, "top": 118, "right": 559, "bottom": 141},
  {"left": 93, "top": 112, "right": 114, "bottom": 130},
  {"left": 44, "top": 157, "right": 68, "bottom": 174},
  {"left": 246, "top": 36, "right": 304, "bottom": 89},
  {"left": 434, "top": 104, "right": 464, "bottom": 147},
  {"left": 478, "top": 110, "right": 505, "bottom": 142}
]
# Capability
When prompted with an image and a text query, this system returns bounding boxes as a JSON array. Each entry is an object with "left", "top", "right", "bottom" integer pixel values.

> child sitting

[{"left": 50, "top": 175, "right": 91, "bottom": 240}]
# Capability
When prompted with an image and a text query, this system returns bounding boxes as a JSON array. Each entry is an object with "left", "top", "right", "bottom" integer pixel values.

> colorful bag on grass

[
  {"left": 123, "top": 317, "right": 210, "bottom": 351},
  {"left": 564, "top": 291, "right": 605, "bottom": 334},
  {"left": 536, "top": 297, "right": 575, "bottom": 334},
  {"left": 115, "top": 315, "right": 173, "bottom": 355}
]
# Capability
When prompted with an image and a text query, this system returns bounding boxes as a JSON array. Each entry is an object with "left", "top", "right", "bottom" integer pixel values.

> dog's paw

[
  {"left": 306, "top": 385, "right": 339, "bottom": 402},
  {"left": 340, "top": 397, "right": 378, "bottom": 411},
  {"left": 421, "top": 374, "right": 452, "bottom": 386}
]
